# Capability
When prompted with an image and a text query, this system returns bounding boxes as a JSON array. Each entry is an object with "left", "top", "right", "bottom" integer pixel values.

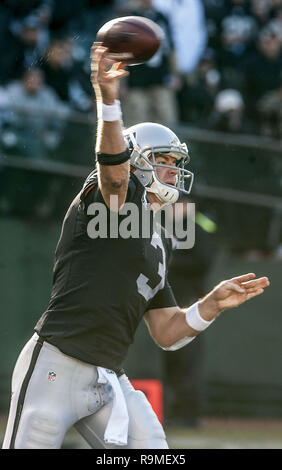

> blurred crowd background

[
  {"left": 0, "top": 0, "right": 282, "bottom": 432},
  {"left": 1, "top": 0, "right": 282, "bottom": 134},
  {"left": 1, "top": 0, "right": 282, "bottom": 155}
]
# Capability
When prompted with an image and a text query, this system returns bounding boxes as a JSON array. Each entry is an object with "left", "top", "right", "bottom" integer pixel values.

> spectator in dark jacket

[
  {"left": 243, "top": 23, "right": 282, "bottom": 124},
  {"left": 42, "top": 37, "right": 93, "bottom": 112}
]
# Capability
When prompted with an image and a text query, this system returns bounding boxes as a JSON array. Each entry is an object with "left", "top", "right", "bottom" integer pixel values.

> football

[{"left": 96, "top": 16, "right": 164, "bottom": 65}]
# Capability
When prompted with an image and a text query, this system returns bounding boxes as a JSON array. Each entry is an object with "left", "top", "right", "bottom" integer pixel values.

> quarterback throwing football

[{"left": 2, "top": 44, "right": 270, "bottom": 449}]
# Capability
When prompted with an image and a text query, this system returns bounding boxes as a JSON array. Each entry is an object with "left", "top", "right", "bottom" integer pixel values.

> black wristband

[{"left": 96, "top": 149, "right": 130, "bottom": 166}]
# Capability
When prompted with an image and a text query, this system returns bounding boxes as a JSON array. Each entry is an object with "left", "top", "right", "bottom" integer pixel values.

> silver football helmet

[{"left": 123, "top": 122, "right": 194, "bottom": 204}]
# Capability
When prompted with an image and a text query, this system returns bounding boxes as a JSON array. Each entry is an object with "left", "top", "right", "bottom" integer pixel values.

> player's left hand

[
  {"left": 213, "top": 272, "right": 270, "bottom": 310},
  {"left": 199, "top": 273, "right": 270, "bottom": 321}
]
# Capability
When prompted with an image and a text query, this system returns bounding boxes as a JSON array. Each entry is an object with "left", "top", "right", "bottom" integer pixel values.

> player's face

[{"left": 153, "top": 154, "right": 178, "bottom": 186}]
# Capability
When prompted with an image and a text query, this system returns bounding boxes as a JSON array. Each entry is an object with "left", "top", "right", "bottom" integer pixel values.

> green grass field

[
  {"left": 2, "top": 415, "right": 280, "bottom": 449},
  {"left": 165, "top": 418, "right": 282, "bottom": 449},
  {"left": 67, "top": 417, "right": 282, "bottom": 449}
]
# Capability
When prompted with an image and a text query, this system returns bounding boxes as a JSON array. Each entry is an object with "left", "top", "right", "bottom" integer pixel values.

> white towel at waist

[{"left": 97, "top": 367, "right": 129, "bottom": 446}]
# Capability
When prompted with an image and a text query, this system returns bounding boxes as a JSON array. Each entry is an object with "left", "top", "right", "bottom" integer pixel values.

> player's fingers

[
  {"left": 91, "top": 44, "right": 107, "bottom": 59},
  {"left": 231, "top": 273, "right": 256, "bottom": 283},
  {"left": 241, "top": 277, "right": 270, "bottom": 290},
  {"left": 245, "top": 288, "right": 264, "bottom": 300},
  {"left": 91, "top": 46, "right": 109, "bottom": 73},
  {"left": 103, "top": 60, "right": 129, "bottom": 80},
  {"left": 91, "top": 41, "right": 103, "bottom": 56},
  {"left": 111, "top": 61, "right": 124, "bottom": 71},
  {"left": 114, "top": 62, "right": 129, "bottom": 72},
  {"left": 107, "top": 69, "right": 129, "bottom": 80},
  {"left": 223, "top": 281, "right": 245, "bottom": 294},
  {"left": 244, "top": 286, "right": 265, "bottom": 294},
  {"left": 107, "top": 59, "right": 129, "bottom": 72},
  {"left": 116, "top": 69, "right": 129, "bottom": 79},
  {"left": 92, "top": 41, "right": 103, "bottom": 47}
]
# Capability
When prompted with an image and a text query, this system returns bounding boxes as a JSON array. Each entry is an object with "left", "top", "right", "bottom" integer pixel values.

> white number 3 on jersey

[{"left": 137, "top": 232, "right": 166, "bottom": 302}]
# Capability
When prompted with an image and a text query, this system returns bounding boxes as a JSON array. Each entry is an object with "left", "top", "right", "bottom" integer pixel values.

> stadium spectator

[
  {"left": 267, "top": 6, "right": 282, "bottom": 40},
  {"left": 177, "top": 48, "right": 221, "bottom": 126},
  {"left": 272, "top": 0, "right": 282, "bottom": 8},
  {"left": 0, "top": 1, "right": 51, "bottom": 19},
  {"left": 216, "top": 13, "right": 257, "bottom": 90},
  {"left": 0, "top": 13, "right": 49, "bottom": 84},
  {"left": 243, "top": 23, "right": 282, "bottom": 125},
  {"left": 153, "top": 0, "right": 207, "bottom": 75},
  {"left": 203, "top": 0, "right": 250, "bottom": 50},
  {"left": 120, "top": 0, "right": 179, "bottom": 126},
  {"left": 1, "top": 0, "right": 282, "bottom": 142},
  {"left": 67, "top": 0, "right": 116, "bottom": 54},
  {"left": 0, "top": 67, "right": 69, "bottom": 159},
  {"left": 42, "top": 37, "right": 93, "bottom": 112},
  {"left": 257, "top": 81, "right": 282, "bottom": 139},
  {"left": 207, "top": 88, "right": 255, "bottom": 133},
  {"left": 47, "top": 0, "right": 87, "bottom": 37},
  {"left": 0, "top": 66, "right": 70, "bottom": 217},
  {"left": 203, "top": 0, "right": 230, "bottom": 50},
  {"left": 250, "top": 0, "right": 273, "bottom": 29}
]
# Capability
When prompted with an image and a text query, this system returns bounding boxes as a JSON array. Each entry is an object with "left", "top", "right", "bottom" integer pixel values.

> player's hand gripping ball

[{"left": 96, "top": 16, "right": 164, "bottom": 65}]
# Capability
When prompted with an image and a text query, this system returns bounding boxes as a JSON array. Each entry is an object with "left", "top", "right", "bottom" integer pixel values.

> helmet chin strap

[{"left": 146, "top": 175, "right": 179, "bottom": 204}]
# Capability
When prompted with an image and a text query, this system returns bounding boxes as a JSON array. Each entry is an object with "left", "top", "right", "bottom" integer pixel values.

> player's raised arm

[{"left": 90, "top": 43, "right": 130, "bottom": 209}]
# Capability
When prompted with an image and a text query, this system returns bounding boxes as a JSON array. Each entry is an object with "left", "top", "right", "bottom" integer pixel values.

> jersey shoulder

[
  {"left": 80, "top": 170, "right": 146, "bottom": 206},
  {"left": 80, "top": 169, "right": 99, "bottom": 201}
]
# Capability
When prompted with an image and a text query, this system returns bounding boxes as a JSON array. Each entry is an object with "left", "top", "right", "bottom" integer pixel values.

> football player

[{"left": 2, "top": 44, "right": 270, "bottom": 449}]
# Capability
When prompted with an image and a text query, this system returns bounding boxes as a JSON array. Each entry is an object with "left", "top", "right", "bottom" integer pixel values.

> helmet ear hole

[{"left": 134, "top": 169, "right": 153, "bottom": 187}]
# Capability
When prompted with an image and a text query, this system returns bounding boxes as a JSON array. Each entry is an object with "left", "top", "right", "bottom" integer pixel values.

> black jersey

[{"left": 35, "top": 171, "right": 177, "bottom": 373}]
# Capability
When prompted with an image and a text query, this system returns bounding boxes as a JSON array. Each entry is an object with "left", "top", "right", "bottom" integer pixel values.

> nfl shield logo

[{"left": 48, "top": 371, "right": 56, "bottom": 382}]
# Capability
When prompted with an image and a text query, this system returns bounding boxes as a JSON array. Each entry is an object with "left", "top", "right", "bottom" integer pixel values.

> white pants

[{"left": 2, "top": 334, "right": 168, "bottom": 449}]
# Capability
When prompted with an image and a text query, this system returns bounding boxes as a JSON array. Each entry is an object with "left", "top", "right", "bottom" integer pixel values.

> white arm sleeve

[
  {"left": 161, "top": 335, "right": 196, "bottom": 351},
  {"left": 160, "top": 302, "right": 215, "bottom": 351}
]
